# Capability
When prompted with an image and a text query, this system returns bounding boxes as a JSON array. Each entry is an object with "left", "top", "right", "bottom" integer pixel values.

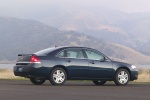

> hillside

[
  {"left": 108, "top": 43, "right": 150, "bottom": 64},
  {"left": 1, "top": 5, "right": 150, "bottom": 55},
  {"left": 38, "top": 7, "right": 150, "bottom": 56},
  {"left": 0, "top": 17, "right": 150, "bottom": 64},
  {"left": 1, "top": 3, "right": 150, "bottom": 56}
]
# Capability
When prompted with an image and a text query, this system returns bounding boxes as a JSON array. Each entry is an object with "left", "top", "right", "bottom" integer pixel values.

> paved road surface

[{"left": 0, "top": 80, "right": 150, "bottom": 100}]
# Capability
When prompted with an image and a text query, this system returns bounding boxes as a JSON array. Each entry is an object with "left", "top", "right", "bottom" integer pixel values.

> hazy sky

[{"left": 0, "top": 0, "right": 150, "bottom": 13}]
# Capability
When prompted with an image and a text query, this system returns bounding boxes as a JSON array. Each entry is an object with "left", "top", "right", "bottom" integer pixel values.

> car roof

[
  {"left": 56, "top": 46, "right": 93, "bottom": 49},
  {"left": 35, "top": 46, "right": 96, "bottom": 56}
]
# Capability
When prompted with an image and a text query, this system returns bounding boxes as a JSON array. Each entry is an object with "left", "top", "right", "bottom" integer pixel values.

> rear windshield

[{"left": 34, "top": 47, "right": 57, "bottom": 56}]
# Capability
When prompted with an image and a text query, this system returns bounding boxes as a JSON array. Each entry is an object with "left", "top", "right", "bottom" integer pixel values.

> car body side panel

[
  {"left": 88, "top": 60, "right": 115, "bottom": 79},
  {"left": 64, "top": 58, "right": 89, "bottom": 79}
]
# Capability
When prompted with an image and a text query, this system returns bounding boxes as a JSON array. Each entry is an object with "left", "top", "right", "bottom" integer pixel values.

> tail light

[{"left": 30, "top": 55, "right": 41, "bottom": 63}]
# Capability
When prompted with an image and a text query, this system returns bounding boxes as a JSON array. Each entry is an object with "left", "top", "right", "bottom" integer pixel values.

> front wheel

[
  {"left": 30, "top": 77, "right": 46, "bottom": 85},
  {"left": 49, "top": 68, "right": 67, "bottom": 85},
  {"left": 114, "top": 69, "right": 130, "bottom": 86},
  {"left": 92, "top": 80, "right": 106, "bottom": 85}
]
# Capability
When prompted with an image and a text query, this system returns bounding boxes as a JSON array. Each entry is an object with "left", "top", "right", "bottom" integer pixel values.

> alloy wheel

[
  {"left": 50, "top": 68, "right": 67, "bottom": 85},
  {"left": 53, "top": 70, "right": 65, "bottom": 83},
  {"left": 118, "top": 71, "right": 128, "bottom": 84},
  {"left": 114, "top": 69, "right": 130, "bottom": 86}
]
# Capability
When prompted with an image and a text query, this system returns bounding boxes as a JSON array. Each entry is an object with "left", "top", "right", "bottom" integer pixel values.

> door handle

[
  {"left": 89, "top": 61, "right": 95, "bottom": 64},
  {"left": 66, "top": 59, "right": 71, "bottom": 63}
]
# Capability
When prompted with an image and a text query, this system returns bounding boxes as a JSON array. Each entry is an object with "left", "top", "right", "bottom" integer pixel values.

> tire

[
  {"left": 114, "top": 69, "right": 130, "bottom": 86},
  {"left": 49, "top": 67, "right": 67, "bottom": 85},
  {"left": 92, "top": 80, "right": 106, "bottom": 85},
  {"left": 30, "top": 77, "right": 46, "bottom": 85}
]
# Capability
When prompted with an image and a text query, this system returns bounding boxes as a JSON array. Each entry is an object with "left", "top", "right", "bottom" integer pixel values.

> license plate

[{"left": 18, "top": 68, "right": 23, "bottom": 72}]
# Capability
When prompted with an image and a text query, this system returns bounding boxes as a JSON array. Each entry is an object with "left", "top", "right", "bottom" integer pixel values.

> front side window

[
  {"left": 66, "top": 48, "right": 84, "bottom": 59},
  {"left": 85, "top": 49, "right": 104, "bottom": 60}
]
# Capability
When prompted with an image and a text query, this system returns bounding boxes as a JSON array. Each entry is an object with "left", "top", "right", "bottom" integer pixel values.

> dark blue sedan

[{"left": 14, "top": 46, "right": 138, "bottom": 86}]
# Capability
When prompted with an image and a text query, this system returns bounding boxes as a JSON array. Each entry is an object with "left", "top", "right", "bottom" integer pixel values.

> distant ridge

[
  {"left": 0, "top": 17, "right": 150, "bottom": 64},
  {"left": 39, "top": 7, "right": 150, "bottom": 56}
]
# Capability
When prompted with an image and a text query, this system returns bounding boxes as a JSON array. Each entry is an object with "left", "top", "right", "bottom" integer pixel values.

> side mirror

[{"left": 100, "top": 57, "right": 105, "bottom": 62}]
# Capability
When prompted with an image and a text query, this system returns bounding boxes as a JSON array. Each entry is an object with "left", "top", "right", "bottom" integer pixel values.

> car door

[
  {"left": 64, "top": 48, "right": 89, "bottom": 79},
  {"left": 84, "top": 49, "right": 113, "bottom": 79}
]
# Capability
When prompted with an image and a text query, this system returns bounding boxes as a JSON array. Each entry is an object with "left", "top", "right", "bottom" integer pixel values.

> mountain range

[
  {"left": 36, "top": 6, "right": 150, "bottom": 56},
  {"left": 1, "top": 5, "right": 150, "bottom": 55},
  {"left": 0, "top": 16, "right": 150, "bottom": 64}
]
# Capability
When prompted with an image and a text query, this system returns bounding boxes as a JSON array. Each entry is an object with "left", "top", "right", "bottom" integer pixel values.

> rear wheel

[
  {"left": 49, "top": 67, "right": 67, "bottom": 85},
  {"left": 114, "top": 69, "right": 130, "bottom": 86},
  {"left": 92, "top": 80, "right": 106, "bottom": 85},
  {"left": 30, "top": 77, "right": 46, "bottom": 85}
]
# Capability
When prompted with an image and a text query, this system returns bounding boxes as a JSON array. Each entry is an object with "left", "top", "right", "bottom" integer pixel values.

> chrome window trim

[{"left": 56, "top": 47, "right": 110, "bottom": 61}]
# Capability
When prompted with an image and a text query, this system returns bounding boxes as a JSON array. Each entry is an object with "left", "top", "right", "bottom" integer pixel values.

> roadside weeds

[{"left": 0, "top": 68, "right": 150, "bottom": 82}]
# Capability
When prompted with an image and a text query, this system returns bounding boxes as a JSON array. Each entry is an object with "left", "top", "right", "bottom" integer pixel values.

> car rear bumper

[{"left": 13, "top": 63, "right": 43, "bottom": 78}]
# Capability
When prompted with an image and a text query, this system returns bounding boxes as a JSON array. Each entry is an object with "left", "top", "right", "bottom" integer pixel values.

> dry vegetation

[
  {"left": 0, "top": 69, "right": 25, "bottom": 80},
  {"left": 135, "top": 69, "right": 150, "bottom": 82},
  {"left": 0, "top": 69, "right": 150, "bottom": 82}
]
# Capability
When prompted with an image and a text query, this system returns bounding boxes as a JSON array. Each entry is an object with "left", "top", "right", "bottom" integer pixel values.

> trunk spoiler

[{"left": 18, "top": 54, "right": 35, "bottom": 56}]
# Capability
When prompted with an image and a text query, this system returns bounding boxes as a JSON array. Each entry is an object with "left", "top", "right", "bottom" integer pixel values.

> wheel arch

[
  {"left": 51, "top": 65, "right": 69, "bottom": 79},
  {"left": 115, "top": 67, "right": 131, "bottom": 80}
]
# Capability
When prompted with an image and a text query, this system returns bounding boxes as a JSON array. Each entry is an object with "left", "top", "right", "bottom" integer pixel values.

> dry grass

[
  {"left": 0, "top": 68, "right": 150, "bottom": 82},
  {"left": 135, "top": 69, "right": 150, "bottom": 82},
  {"left": 0, "top": 69, "right": 25, "bottom": 80}
]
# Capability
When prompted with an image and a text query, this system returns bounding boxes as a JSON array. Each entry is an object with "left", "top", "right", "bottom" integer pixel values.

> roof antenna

[{"left": 55, "top": 45, "right": 58, "bottom": 48}]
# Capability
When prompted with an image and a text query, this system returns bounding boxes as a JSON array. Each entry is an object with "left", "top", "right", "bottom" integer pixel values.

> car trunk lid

[{"left": 16, "top": 54, "right": 41, "bottom": 65}]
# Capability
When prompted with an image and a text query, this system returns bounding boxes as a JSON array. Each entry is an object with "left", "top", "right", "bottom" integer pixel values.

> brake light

[{"left": 30, "top": 55, "right": 40, "bottom": 63}]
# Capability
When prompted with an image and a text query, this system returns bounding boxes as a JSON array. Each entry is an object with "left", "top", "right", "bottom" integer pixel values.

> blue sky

[{"left": 0, "top": 0, "right": 150, "bottom": 13}]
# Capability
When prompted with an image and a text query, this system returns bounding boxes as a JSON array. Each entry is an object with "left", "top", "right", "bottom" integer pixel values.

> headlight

[{"left": 131, "top": 65, "right": 137, "bottom": 69}]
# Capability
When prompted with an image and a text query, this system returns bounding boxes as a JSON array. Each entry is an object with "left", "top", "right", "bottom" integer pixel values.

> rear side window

[
  {"left": 57, "top": 50, "right": 65, "bottom": 57},
  {"left": 66, "top": 48, "right": 84, "bottom": 59}
]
